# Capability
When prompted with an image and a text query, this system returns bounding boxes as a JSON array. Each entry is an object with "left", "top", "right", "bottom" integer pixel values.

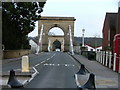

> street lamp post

[{"left": 82, "top": 29, "right": 85, "bottom": 47}]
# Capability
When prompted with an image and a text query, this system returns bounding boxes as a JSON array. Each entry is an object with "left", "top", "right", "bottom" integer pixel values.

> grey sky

[{"left": 28, "top": 0, "right": 119, "bottom": 37}]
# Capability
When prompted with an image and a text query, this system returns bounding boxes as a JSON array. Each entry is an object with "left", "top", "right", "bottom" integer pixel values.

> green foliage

[{"left": 2, "top": 2, "right": 45, "bottom": 50}]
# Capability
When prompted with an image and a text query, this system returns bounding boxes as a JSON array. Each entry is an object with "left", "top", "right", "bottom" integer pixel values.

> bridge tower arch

[{"left": 38, "top": 16, "right": 76, "bottom": 52}]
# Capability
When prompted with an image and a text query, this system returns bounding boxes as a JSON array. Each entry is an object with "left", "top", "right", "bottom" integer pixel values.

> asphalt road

[{"left": 25, "top": 52, "right": 79, "bottom": 88}]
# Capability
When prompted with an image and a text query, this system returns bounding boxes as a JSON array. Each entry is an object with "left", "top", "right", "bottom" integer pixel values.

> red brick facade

[
  {"left": 102, "top": 7, "right": 120, "bottom": 52},
  {"left": 102, "top": 13, "right": 117, "bottom": 51}
]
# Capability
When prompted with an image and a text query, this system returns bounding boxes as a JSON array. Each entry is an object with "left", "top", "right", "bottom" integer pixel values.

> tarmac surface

[{"left": 1, "top": 52, "right": 119, "bottom": 89}]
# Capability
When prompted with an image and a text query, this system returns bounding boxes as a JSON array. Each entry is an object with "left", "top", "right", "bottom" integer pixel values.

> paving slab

[
  {"left": 75, "top": 74, "right": 118, "bottom": 88},
  {"left": 71, "top": 54, "right": 119, "bottom": 88}
]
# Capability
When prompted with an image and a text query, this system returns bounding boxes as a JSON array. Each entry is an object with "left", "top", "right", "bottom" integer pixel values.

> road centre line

[
  {"left": 35, "top": 64, "right": 40, "bottom": 67},
  {"left": 41, "top": 60, "right": 45, "bottom": 64},
  {"left": 34, "top": 53, "right": 56, "bottom": 67},
  {"left": 47, "top": 58, "right": 50, "bottom": 60}
]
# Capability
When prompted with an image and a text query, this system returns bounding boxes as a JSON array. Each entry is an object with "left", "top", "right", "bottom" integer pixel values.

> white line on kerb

[
  {"left": 27, "top": 67, "right": 39, "bottom": 83},
  {"left": 33, "top": 67, "right": 39, "bottom": 74}
]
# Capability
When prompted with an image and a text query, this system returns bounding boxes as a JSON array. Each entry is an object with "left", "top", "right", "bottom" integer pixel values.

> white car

[{"left": 55, "top": 49, "right": 60, "bottom": 52}]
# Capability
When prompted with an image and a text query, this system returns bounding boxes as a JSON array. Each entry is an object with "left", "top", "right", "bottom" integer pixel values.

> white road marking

[
  {"left": 35, "top": 64, "right": 40, "bottom": 67},
  {"left": 47, "top": 58, "right": 50, "bottom": 60},
  {"left": 46, "top": 53, "right": 56, "bottom": 61},
  {"left": 65, "top": 64, "right": 68, "bottom": 66},
  {"left": 72, "top": 65, "right": 75, "bottom": 67},
  {"left": 75, "top": 74, "right": 81, "bottom": 87},
  {"left": 33, "top": 67, "right": 39, "bottom": 74},
  {"left": 27, "top": 67, "right": 39, "bottom": 84},
  {"left": 41, "top": 61, "right": 45, "bottom": 64},
  {"left": 43, "top": 63, "right": 75, "bottom": 67},
  {"left": 44, "top": 63, "right": 48, "bottom": 66}
]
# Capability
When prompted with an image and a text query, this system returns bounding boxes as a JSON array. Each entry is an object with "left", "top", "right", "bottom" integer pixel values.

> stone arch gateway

[{"left": 38, "top": 16, "right": 76, "bottom": 52}]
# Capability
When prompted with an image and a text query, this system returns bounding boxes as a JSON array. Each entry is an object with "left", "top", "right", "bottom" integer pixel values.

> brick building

[
  {"left": 102, "top": 7, "right": 120, "bottom": 52},
  {"left": 116, "top": 7, "right": 120, "bottom": 34}
]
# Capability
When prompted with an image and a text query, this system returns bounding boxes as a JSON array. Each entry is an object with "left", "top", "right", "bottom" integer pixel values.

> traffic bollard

[
  {"left": 76, "top": 64, "right": 87, "bottom": 75},
  {"left": 22, "top": 56, "right": 29, "bottom": 72},
  {"left": 79, "top": 73, "right": 96, "bottom": 89},
  {"left": 7, "top": 69, "right": 23, "bottom": 88}
]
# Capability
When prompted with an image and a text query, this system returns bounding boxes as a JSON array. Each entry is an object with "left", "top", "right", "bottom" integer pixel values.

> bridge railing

[{"left": 96, "top": 51, "right": 119, "bottom": 73}]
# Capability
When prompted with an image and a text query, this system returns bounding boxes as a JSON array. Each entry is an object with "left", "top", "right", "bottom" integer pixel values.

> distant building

[
  {"left": 85, "top": 44, "right": 102, "bottom": 52},
  {"left": 85, "top": 44, "right": 95, "bottom": 51},
  {"left": 102, "top": 7, "right": 120, "bottom": 52},
  {"left": 96, "top": 46, "right": 102, "bottom": 52}
]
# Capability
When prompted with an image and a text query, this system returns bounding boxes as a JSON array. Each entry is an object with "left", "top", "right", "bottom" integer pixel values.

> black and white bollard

[
  {"left": 76, "top": 64, "right": 87, "bottom": 75},
  {"left": 7, "top": 69, "right": 23, "bottom": 88},
  {"left": 79, "top": 73, "right": 96, "bottom": 89}
]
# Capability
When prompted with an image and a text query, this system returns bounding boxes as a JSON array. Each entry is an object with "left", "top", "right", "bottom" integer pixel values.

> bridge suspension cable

[
  {"left": 36, "top": 24, "right": 44, "bottom": 54},
  {"left": 69, "top": 25, "right": 74, "bottom": 55}
]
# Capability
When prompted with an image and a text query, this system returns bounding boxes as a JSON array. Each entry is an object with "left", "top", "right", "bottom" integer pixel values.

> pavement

[
  {"left": 1, "top": 53, "right": 43, "bottom": 88},
  {"left": 70, "top": 53, "right": 119, "bottom": 88},
  {"left": 1, "top": 67, "right": 39, "bottom": 88}
]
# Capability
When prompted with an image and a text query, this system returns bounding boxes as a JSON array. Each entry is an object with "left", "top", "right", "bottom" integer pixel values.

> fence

[{"left": 96, "top": 51, "right": 119, "bottom": 72}]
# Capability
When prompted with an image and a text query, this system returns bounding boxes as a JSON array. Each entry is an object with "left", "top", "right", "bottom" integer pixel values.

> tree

[{"left": 2, "top": 2, "right": 45, "bottom": 50}]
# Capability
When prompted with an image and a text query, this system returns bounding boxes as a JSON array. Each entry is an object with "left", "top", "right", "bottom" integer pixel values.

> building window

[
  {"left": 97, "top": 49, "right": 99, "bottom": 51},
  {"left": 91, "top": 49, "right": 93, "bottom": 51}
]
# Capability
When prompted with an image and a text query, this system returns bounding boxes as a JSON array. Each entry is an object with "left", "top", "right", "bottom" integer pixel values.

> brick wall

[{"left": 102, "top": 14, "right": 109, "bottom": 51}]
